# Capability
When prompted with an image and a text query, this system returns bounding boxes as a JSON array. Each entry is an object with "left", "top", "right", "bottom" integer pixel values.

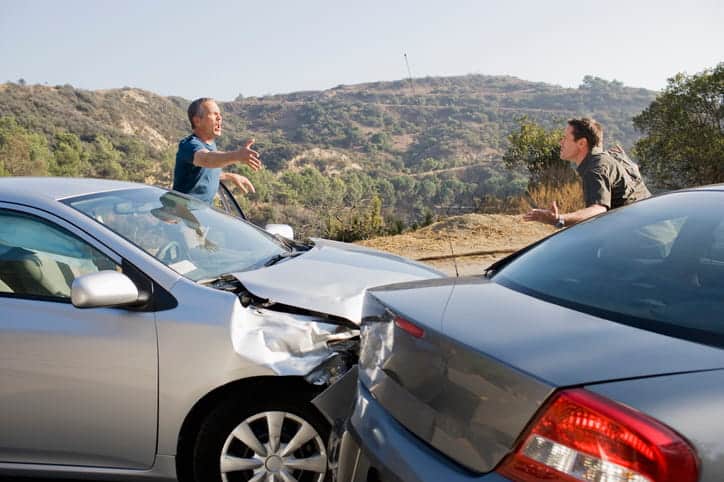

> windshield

[
  {"left": 65, "top": 187, "right": 288, "bottom": 281},
  {"left": 493, "top": 191, "right": 724, "bottom": 347}
]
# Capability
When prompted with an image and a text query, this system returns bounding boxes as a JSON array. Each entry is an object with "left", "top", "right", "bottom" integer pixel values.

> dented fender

[{"left": 230, "top": 302, "right": 359, "bottom": 379}]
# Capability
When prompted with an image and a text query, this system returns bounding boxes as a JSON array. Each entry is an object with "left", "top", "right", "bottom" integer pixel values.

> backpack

[{"left": 607, "top": 144, "right": 643, "bottom": 183}]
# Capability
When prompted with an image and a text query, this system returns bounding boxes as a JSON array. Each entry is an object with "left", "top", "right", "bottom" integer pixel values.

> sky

[{"left": 1, "top": 0, "right": 722, "bottom": 101}]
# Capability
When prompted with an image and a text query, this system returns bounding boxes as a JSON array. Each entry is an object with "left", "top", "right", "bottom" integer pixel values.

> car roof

[
  {"left": 685, "top": 184, "right": 724, "bottom": 192},
  {"left": 0, "top": 177, "right": 155, "bottom": 204}
]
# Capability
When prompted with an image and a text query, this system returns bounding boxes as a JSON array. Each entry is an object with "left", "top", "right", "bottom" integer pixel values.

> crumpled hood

[{"left": 230, "top": 238, "right": 444, "bottom": 324}]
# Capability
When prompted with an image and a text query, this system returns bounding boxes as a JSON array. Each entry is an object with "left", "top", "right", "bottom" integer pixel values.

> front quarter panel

[
  {"left": 588, "top": 369, "right": 724, "bottom": 482},
  {"left": 155, "top": 278, "right": 276, "bottom": 456}
]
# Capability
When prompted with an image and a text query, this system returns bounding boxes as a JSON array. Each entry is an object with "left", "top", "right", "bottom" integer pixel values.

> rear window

[{"left": 494, "top": 191, "right": 724, "bottom": 348}]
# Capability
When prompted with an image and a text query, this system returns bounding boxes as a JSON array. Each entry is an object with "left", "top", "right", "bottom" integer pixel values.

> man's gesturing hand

[
  {"left": 237, "top": 139, "right": 262, "bottom": 171},
  {"left": 221, "top": 172, "right": 256, "bottom": 194},
  {"left": 523, "top": 200, "right": 559, "bottom": 225}
]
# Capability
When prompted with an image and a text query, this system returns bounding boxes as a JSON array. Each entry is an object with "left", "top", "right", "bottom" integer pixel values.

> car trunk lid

[{"left": 359, "top": 276, "right": 724, "bottom": 473}]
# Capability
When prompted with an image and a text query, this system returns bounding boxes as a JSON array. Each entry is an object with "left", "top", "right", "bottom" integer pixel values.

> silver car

[
  {"left": 337, "top": 185, "right": 724, "bottom": 482},
  {"left": 0, "top": 177, "right": 442, "bottom": 481}
]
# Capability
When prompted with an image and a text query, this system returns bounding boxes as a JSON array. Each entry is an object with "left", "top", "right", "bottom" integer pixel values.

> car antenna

[{"left": 448, "top": 235, "right": 460, "bottom": 278}]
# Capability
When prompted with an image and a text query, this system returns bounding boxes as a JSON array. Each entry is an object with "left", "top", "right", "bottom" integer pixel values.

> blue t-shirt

[{"left": 172, "top": 135, "right": 220, "bottom": 204}]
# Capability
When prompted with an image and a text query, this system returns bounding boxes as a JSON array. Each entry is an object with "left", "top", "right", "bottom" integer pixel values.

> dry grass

[
  {"left": 518, "top": 180, "right": 584, "bottom": 213},
  {"left": 360, "top": 213, "right": 554, "bottom": 259}
]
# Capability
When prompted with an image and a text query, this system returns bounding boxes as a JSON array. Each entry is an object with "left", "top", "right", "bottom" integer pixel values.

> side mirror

[
  {"left": 265, "top": 223, "right": 294, "bottom": 240},
  {"left": 71, "top": 271, "right": 141, "bottom": 308}
]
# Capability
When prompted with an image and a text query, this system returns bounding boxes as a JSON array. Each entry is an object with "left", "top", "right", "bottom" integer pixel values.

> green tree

[
  {"left": 502, "top": 117, "right": 575, "bottom": 186},
  {"left": 50, "top": 132, "right": 90, "bottom": 177},
  {"left": 116, "top": 138, "right": 151, "bottom": 182},
  {"left": 633, "top": 64, "right": 724, "bottom": 188},
  {"left": 325, "top": 194, "right": 385, "bottom": 242},
  {"left": 87, "top": 135, "right": 125, "bottom": 179},
  {"left": 0, "top": 116, "right": 52, "bottom": 176},
  {"left": 369, "top": 132, "right": 392, "bottom": 150},
  {"left": 375, "top": 178, "right": 396, "bottom": 206}
]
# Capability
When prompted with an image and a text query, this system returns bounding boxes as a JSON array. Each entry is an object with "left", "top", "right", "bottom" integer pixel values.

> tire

[{"left": 192, "top": 390, "right": 330, "bottom": 482}]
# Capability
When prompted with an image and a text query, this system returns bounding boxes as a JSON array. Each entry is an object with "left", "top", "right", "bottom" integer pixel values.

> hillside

[
  {"left": 224, "top": 75, "right": 653, "bottom": 171},
  {"left": 0, "top": 75, "right": 656, "bottom": 237}
]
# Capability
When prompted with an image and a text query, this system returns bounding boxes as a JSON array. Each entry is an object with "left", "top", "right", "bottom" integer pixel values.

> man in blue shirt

[{"left": 173, "top": 97, "right": 261, "bottom": 204}]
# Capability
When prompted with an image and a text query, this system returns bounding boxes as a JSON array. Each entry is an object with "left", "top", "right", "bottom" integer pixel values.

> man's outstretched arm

[
  {"left": 524, "top": 201, "right": 606, "bottom": 227},
  {"left": 193, "top": 139, "right": 262, "bottom": 170}
]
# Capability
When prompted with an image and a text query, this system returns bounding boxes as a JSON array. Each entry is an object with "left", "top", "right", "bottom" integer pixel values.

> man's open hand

[
  {"left": 237, "top": 139, "right": 262, "bottom": 171},
  {"left": 524, "top": 200, "right": 559, "bottom": 225},
  {"left": 222, "top": 172, "right": 256, "bottom": 194}
]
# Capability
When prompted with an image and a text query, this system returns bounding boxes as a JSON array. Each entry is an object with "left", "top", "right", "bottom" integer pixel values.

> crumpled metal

[
  {"left": 231, "top": 303, "right": 358, "bottom": 376},
  {"left": 229, "top": 238, "right": 443, "bottom": 324}
]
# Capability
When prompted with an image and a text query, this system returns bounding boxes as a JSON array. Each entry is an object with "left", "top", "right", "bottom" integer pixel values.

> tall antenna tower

[{"left": 403, "top": 52, "right": 415, "bottom": 95}]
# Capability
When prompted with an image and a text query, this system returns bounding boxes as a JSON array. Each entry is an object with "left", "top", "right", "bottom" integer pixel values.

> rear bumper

[{"left": 338, "top": 382, "right": 510, "bottom": 482}]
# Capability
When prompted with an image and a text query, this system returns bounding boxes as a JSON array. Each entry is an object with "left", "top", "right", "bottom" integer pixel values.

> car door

[{"left": 0, "top": 205, "right": 158, "bottom": 469}]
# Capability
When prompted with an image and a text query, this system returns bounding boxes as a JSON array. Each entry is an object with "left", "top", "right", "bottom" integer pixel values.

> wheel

[{"left": 192, "top": 393, "right": 330, "bottom": 482}]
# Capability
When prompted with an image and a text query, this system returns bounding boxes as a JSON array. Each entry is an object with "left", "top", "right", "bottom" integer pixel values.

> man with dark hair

[
  {"left": 525, "top": 117, "right": 650, "bottom": 227},
  {"left": 173, "top": 98, "right": 261, "bottom": 204}
]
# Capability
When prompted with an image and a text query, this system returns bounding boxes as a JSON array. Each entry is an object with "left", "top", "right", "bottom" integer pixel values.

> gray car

[
  {"left": 0, "top": 177, "right": 442, "bottom": 481},
  {"left": 338, "top": 185, "right": 724, "bottom": 482}
]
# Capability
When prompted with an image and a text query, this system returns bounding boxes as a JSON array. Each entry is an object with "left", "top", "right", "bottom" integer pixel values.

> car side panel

[
  {"left": 588, "top": 369, "right": 724, "bottom": 482},
  {"left": 155, "top": 278, "right": 276, "bottom": 456},
  {"left": 0, "top": 454, "right": 177, "bottom": 481},
  {"left": 0, "top": 298, "right": 158, "bottom": 468}
]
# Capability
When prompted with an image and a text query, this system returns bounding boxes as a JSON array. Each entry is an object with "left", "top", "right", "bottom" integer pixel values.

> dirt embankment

[{"left": 358, "top": 213, "right": 555, "bottom": 276}]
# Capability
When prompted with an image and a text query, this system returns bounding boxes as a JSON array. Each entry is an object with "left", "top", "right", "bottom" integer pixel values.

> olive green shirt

[{"left": 577, "top": 147, "right": 651, "bottom": 209}]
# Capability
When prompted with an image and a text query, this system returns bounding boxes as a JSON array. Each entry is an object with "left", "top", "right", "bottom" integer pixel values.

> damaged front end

[
  {"left": 204, "top": 246, "right": 443, "bottom": 478},
  {"left": 209, "top": 274, "right": 360, "bottom": 388},
  {"left": 206, "top": 238, "right": 442, "bottom": 388}
]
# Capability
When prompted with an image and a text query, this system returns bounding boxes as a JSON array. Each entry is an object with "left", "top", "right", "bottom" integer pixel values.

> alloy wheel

[{"left": 220, "top": 410, "right": 328, "bottom": 482}]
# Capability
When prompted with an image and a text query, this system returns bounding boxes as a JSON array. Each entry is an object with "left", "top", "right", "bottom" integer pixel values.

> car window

[
  {"left": 0, "top": 210, "right": 120, "bottom": 300},
  {"left": 705, "top": 220, "right": 724, "bottom": 263},
  {"left": 494, "top": 191, "right": 724, "bottom": 347}
]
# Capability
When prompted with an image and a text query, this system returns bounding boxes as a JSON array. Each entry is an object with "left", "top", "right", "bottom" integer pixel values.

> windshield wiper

[
  {"left": 264, "top": 250, "right": 303, "bottom": 267},
  {"left": 271, "top": 233, "right": 314, "bottom": 251}
]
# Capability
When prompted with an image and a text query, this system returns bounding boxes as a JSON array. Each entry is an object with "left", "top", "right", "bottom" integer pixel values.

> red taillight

[
  {"left": 496, "top": 389, "right": 698, "bottom": 482},
  {"left": 394, "top": 316, "right": 425, "bottom": 338}
]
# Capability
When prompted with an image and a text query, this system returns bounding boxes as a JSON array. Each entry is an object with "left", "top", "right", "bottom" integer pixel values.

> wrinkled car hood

[{"left": 230, "top": 238, "right": 444, "bottom": 324}]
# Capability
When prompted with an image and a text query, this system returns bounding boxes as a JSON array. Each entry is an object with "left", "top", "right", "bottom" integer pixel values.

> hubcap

[
  {"left": 265, "top": 455, "right": 283, "bottom": 472},
  {"left": 220, "top": 411, "right": 327, "bottom": 482}
]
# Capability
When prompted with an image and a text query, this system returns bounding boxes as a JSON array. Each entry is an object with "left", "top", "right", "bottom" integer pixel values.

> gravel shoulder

[{"left": 358, "top": 213, "right": 555, "bottom": 276}]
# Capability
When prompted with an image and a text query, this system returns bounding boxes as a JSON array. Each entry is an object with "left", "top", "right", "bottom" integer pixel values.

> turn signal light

[
  {"left": 393, "top": 316, "right": 425, "bottom": 338},
  {"left": 496, "top": 388, "right": 698, "bottom": 482}
]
